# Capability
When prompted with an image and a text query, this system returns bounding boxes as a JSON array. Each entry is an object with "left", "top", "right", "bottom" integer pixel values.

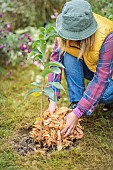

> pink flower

[
  {"left": 6, "top": 24, "right": 10, "bottom": 29},
  {"left": 6, "top": 61, "right": 10, "bottom": 66},
  {"left": 0, "top": 13, "right": 3, "bottom": 18},
  {"left": 20, "top": 62, "right": 24, "bottom": 67},
  {"left": 5, "top": 30, "right": 10, "bottom": 34},
  {"left": 40, "top": 64, "right": 44, "bottom": 70},
  {"left": 18, "top": 37, "right": 21, "bottom": 40},
  {"left": 51, "top": 12, "right": 58, "bottom": 19},
  {"left": 28, "top": 49, "right": 31, "bottom": 53},
  {"left": 7, "top": 70, "right": 12, "bottom": 78},
  {"left": 21, "top": 34, "right": 26, "bottom": 38},
  {"left": 54, "top": 12, "right": 58, "bottom": 16},
  {"left": 51, "top": 15, "right": 56, "bottom": 19},
  {"left": 46, "top": 48, "right": 48, "bottom": 53},
  {"left": 0, "top": 44, "right": 4, "bottom": 49},
  {"left": 28, "top": 36, "right": 32, "bottom": 42},
  {"left": 34, "top": 61, "right": 39, "bottom": 66}
]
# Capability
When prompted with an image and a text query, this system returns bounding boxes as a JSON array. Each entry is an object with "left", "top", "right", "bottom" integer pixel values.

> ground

[{"left": 0, "top": 63, "right": 113, "bottom": 170}]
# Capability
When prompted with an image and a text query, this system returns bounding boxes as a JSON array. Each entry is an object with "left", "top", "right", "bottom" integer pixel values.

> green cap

[{"left": 56, "top": 0, "right": 98, "bottom": 40}]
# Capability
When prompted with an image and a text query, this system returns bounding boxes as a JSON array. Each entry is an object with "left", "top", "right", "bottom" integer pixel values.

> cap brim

[{"left": 56, "top": 14, "right": 98, "bottom": 40}]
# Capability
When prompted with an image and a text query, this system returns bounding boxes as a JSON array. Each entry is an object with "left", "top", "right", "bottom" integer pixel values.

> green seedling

[{"left": 24, "top": 25, "right": 65, "bottom": 146}]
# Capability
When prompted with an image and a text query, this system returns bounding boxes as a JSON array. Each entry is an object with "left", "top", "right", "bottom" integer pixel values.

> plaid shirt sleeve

[
  {"left": 74, "top": 33, "right": 113, "bottom": 117},
  {"left": 48, "top": 38, "right": 63, "bottom": 100}
]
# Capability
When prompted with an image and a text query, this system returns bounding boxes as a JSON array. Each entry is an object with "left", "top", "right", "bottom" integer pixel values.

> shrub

[{"left": 0, "top": 13, "right": 32, "bottom": 66}]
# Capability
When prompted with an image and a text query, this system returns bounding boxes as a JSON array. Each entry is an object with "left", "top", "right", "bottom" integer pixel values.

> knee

[
  {"left": 100, "top": 98, "right": 109, "bottom": 104},
  {"left": 100, "top": 93, "right": 113, "bottom": 104},
  {"left": 100, "top": 96, "right": 113, "bottom": 104}
]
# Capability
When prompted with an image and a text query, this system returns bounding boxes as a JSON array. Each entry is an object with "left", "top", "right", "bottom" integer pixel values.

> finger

[
  {"left": 61, "top": 125, "right": 69, "bottom": 135},
  {"left": 48, "top": 109, "right": 54, "bottom": 114},
  {"left": 48, "top": 107, "right": 56, "bottom": 114},
  {"left": 64, "top": 127, "right": 73, "bottom": 138},
  {"left": 64, "top": 116, "right": 67, "bottom": 121},
  {"left": 70, "top": 127, "right": 75, "bottom": 134},
  {"left": 64, "top": 123, "right": 75, "bottom": 137},
  {"left": 76, "top": 126, "right": 83, "bottom": 135},
  {"left": 55, "top": 105, "right": 58, "bottom": 109},
  {"left": 76, "top": 134, "right": 84, "bottom": 139},
  {"left": 70, "top": 123, "right": 76, "bottom": 133}
]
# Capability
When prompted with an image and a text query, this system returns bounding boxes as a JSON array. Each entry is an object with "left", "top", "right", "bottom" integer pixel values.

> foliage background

[{"left": 0, "top": 0, "right": 113, "bottom": 30}]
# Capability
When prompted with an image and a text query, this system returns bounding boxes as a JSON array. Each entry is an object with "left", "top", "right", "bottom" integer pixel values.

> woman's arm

[
  {"left": 74, "top": 33, "right": 113, "bottom": 116},
  {"left": 61, "top": 33, "right": 113, "bottom": 138}
]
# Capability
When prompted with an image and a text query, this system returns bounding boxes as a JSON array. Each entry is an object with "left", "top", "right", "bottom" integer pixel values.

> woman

[{"left": 48, "top": 0, "right": 113, "bottom": 137}]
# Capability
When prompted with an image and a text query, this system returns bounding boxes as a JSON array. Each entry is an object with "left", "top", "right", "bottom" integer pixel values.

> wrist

[
  {"left": 73, "top": 107, "right": 84, "bottom": 118},
  {"left": 50, "top": 99, "right": 57, "bottom": 104},
  {"left": 49, "top": 100, "right": 57, "bottom": 108},
  {"left": 73, "top": 111, "right": 79, "bottom": 120}
]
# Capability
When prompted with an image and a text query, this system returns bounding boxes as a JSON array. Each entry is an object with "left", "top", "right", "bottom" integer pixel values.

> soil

[
  {"left": 10, "top": 125, "right": 37, "bottom": 156},
  {"left": 10, "top": 125, "right": 78, "bottom": 156}
]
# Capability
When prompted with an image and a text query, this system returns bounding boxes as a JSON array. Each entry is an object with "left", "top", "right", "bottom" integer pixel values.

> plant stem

[{"left": 40, "top": 77, "right": 45, "bottom": 147}]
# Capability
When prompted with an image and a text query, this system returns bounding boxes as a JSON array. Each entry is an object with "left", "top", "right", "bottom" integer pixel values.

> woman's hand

[
  {"left": 61, "top": 111, "right": 78, "bottom": 138},
  {"left": 47, "top": 99, "right": 58, "bottom": 114}
]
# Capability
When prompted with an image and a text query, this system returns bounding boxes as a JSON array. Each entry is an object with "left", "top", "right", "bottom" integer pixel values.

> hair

[{"left": 58, "top": 34, "right": 95, "bottom": 58}]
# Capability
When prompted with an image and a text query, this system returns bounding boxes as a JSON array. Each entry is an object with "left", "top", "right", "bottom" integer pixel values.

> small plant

[{"left": 25, "top": 25, "right": 65, "bottom": 146}]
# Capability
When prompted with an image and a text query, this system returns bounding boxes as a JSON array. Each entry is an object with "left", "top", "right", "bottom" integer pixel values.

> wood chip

[{"left": 31, "top": 107, "right": 84, "bottom": 150}]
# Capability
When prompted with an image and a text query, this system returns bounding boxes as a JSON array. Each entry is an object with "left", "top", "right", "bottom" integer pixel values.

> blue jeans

[{"left": 63, "top": 52, "right": 113, "bottom": 104}]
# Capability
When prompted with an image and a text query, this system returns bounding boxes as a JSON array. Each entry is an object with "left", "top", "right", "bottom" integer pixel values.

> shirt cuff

[{"left": 73, "top": 107, "right": 84, "bottom": 118}]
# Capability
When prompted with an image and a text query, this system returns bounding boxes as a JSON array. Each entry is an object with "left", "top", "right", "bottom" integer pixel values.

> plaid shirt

[{"left": 48, "top": 33, "right": 113, "bottom": 117}]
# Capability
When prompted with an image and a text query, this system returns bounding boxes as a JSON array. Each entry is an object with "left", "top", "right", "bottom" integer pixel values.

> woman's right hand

[{"left": 47, "top": 99, "right": 58, "bottom": 114}]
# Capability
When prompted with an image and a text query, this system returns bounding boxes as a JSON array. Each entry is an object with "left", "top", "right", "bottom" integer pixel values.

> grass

[{"left": 0, "top": 63, "right": 113, "bottom": 170}]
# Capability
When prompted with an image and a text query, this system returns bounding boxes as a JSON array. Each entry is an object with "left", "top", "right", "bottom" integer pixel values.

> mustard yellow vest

[{"left": 66, "top": 13, "right": 113, "bottom": 73}]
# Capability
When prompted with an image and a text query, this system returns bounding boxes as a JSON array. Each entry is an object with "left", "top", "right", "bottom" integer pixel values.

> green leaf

[
  {"left": 40, "top": 39, "right": 46, "bottom": 56},
  {"left": 34, "top": 54, "right": 44, "bottom": 63},
  {"left": 28, "top": 49, "right": 41, "bottom": 59},
  {"left": 46, "top": 82, "right": 66, "bottom": 93},
  {"left": 41, "top": 68, "right": 52, "bottom": 77},
  {"left": 40, "top": 27, "right": 45, "bottom": 34},
  {"left": 28, "top": 51, "right": 36, "bottom": 58},
  {"left": 24, "top": 88, "right": 41, "bottom": 99},
  {"left": 43, "top": 87, "right": 57, "bottom": 102},
  {"left": 45, "top": 62, "right": 65, "bottom": 69},
  {"left": 51, "top": 67, "right": 61, "bottom": 74},
  {"left": 46, "top": 26, "right": 55, "bottom": 33},
  {"left": 45, "top": 26, "right": 60, "bottom": 39},
  {"left": 28, "top": 82, "right": 41, "bottom": 87},
  {"left": 41, "top": 66, "right": 61, "bottom": 77},
  {"left": 46, "top": 33, "right": 60, "bottom": 40},
  {"left": 32, "top": 40, "right": 40, "bottom": 49},
  {"left": 39, "top": 33, "right": 44, "bottom": 39}
]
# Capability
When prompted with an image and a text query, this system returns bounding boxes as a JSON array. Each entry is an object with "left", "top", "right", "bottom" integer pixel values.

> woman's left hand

[{"left": 61, "top": 111, "right": 78, "bottom": 138}]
